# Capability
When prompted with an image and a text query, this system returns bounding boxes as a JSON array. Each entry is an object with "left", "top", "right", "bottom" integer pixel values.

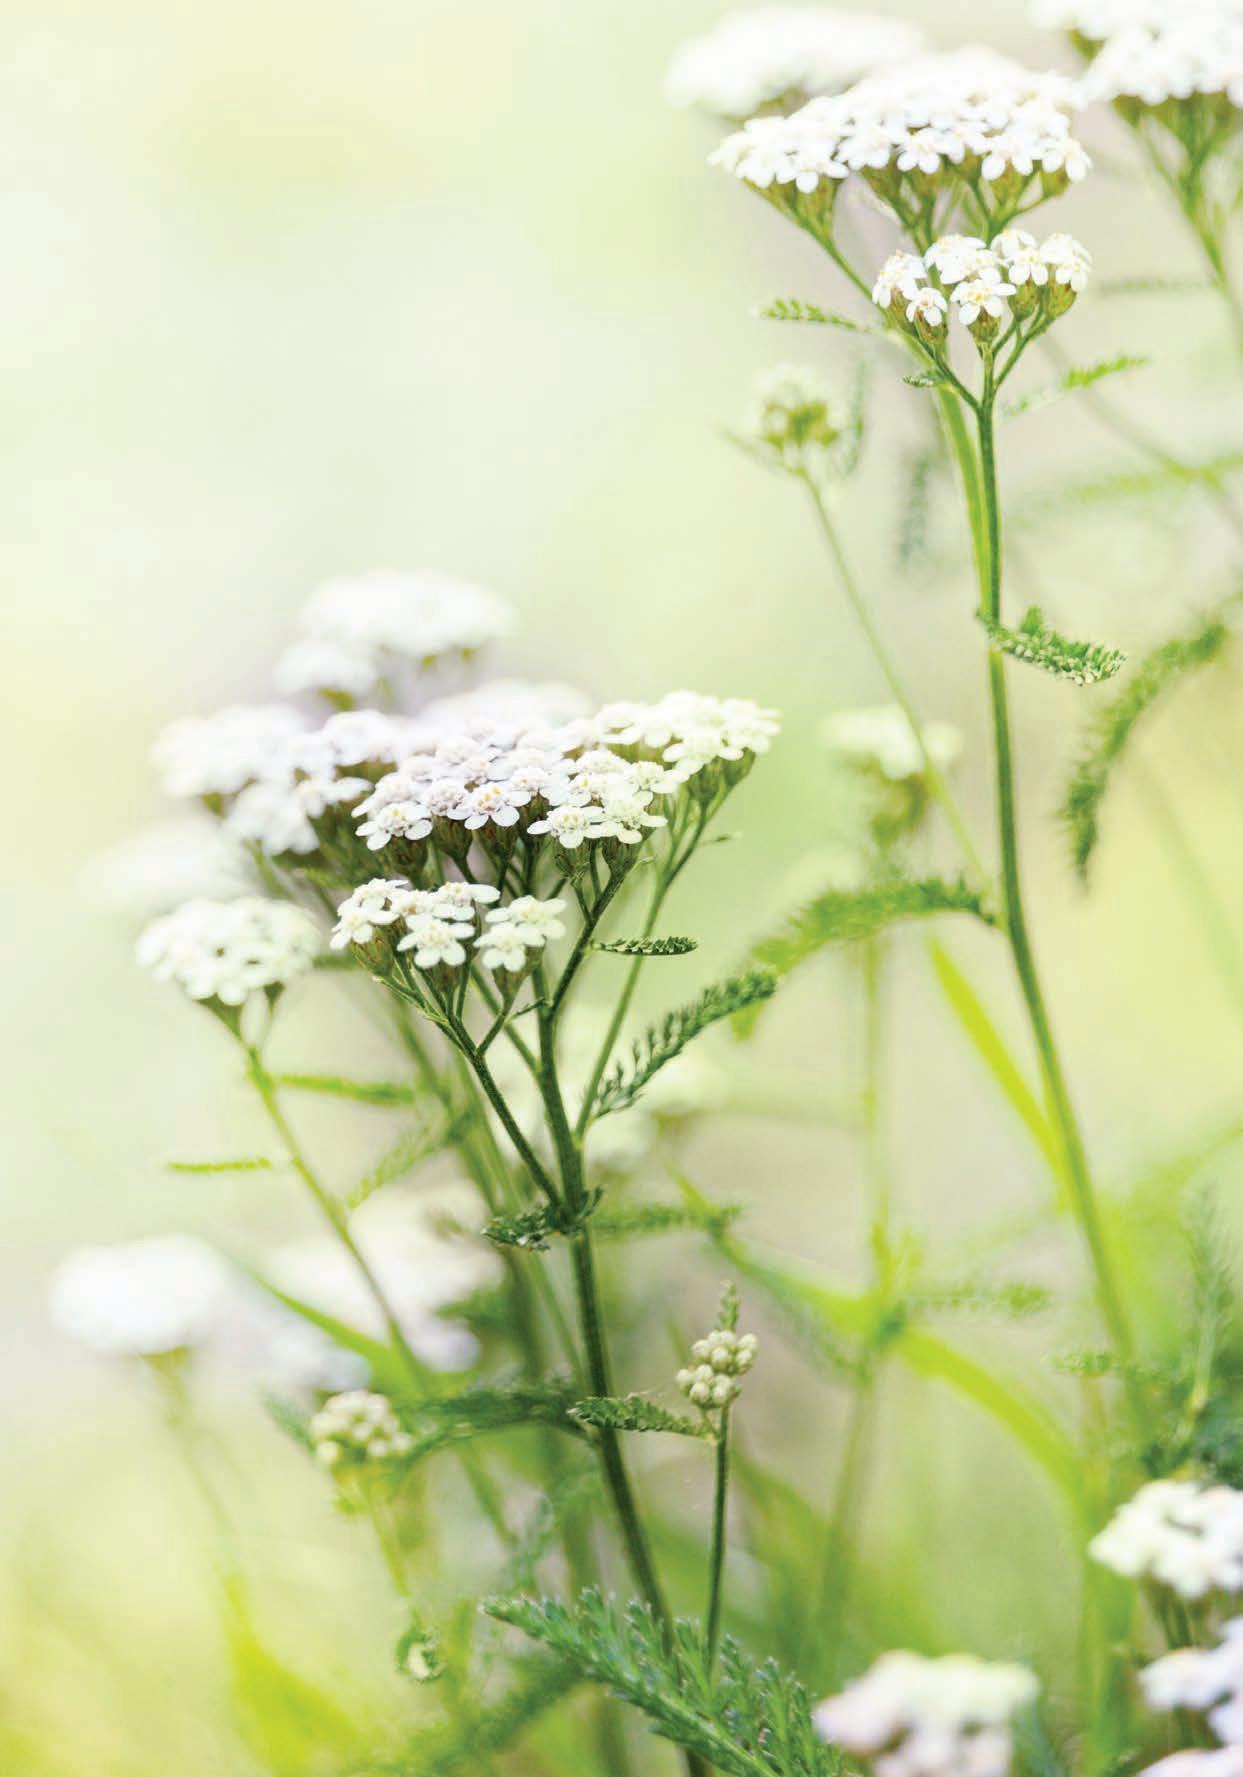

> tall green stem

[
  {"left": 704, "top": 1408, "right": 731, "bottom": 1664},
  {"left": 973, "top": 392, "right": 1138, "bottom": 1386}
]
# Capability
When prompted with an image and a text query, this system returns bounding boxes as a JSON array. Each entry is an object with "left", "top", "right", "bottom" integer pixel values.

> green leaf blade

[{"left": 980, "top": 606, "right": 1126, "bottom": 686}]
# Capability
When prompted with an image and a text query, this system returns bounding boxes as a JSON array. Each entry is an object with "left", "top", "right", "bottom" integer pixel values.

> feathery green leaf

[
  {"left": 166, "top": 1155, "right": 274, "bottom": 1174},
  {"left": 979, "top": 606, "right": 1126, "bottom": 686},
  {"left": 483, "top": 1194, "right": 601, "bottom": 1252},
  {"left": 1062, "top": 613, "right": 1230, "bottom": 879},
  {"left": 593, "top": 970, "right": 777, "bottom": 1120},
  {"left": 1002, "top": 354, "right": 1148, "bottom": 422},
  {"left": 754, "top": 878, "right": 992, "bottom": 982},
  {"left": 592, "top": 936, "right": 698, "bottom": 957},
  {"left": 756, "top": 296, "right": 877, "bottom": 335},
  {"left": 346, "top": 1109, "right": 468, "bottom": 1208},
  {"left": 274, "top": 1072, "right": 421, "bottom": 1106},
  {"left": 483, "top": 1590, "right": 840, "bottom": 1777},
  {"left": 592, "top": 1198, "right": 743, "bottom": 1242},
  {"left": 567, "top": 1395, "right": 712, "bottom": 1439}
]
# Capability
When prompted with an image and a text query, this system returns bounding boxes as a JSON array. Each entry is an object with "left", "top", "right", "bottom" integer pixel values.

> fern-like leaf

[
  {"left": 1062, "top": 613, "right": 1230, "bottom": 878},
  {"left": 483, "top": 1193, "right": 601, "bottom": 1252},
  {"left": 593, "top": 936, "right": 698, "bottom": 957},
  {"left": 593, "top": 1199, "right": 742, "bottom": 1242},
  {"left": 756, "top": 296, "right": 876, "bottom": 335},
  {"left": 754, "top": 877, "right": 992, "bottom": 981},
  {"left": 398, "top": 1378, "right": 587, "bottom": 1466},
  {"left": 1003, "top": 353, "right": 1148, "bottom": 422},
  {"left": 483, "top": 1590, "right": 839, "bottom": 1777},
  {"left": 979, "top": 607, "right": 1126, "bottom": 686},
  {"left": 273, "top": 1072, "right": 421, "bottom": 1106},
  {"left": 166, "top": 1155, "right": 274, "bottom": 1174},
  {"left": 568, "top": 1395, "right": 712, "bottom": 1439},
  {"left": 347, "top": 1109, "right": 467, "bottom": 1208},
  {"left": 593, "top": 970, "right": 777, "bottom": 1120}
]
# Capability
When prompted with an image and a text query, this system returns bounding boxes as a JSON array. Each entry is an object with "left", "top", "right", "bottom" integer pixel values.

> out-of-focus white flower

[
  {"left": 50, "top": 1236, "right": 232, "bottom": 1358},
  {"left": 1078, "top": 14, "right": 1243, "bottom": 110},
  {"left": 272, "top": 637, "right": 379, "bottom": 699},
  {"left": 1142, "top": 1620, "right": 1243, "bottom": 1748},
  {"left": 87, "top": 816, "right": 253, "bottom": 916},
  {"left": 822, "top": 705, "right": 963, "bottom": 782},
  {"left": 309, "top": 1389, "right": 414, "bottom": 1469},
  {"left": 1089, "top": 1479, "right": 1243, "bottom": 1598},
  {"left": 225, "top": 780, "right": 318, "bottom": 856},
  {"left": 136, "top": 897, "right": 320, "bottom": 1006},
  {"left": 153, "top": 704, "right": 307, "bottom": 799},
  {"left": 1040, "top": 232, "right": 1093, "bottom": 293},
  {"left": 813, "top": 1650, "right": 1038, "bottom": 1777},
  {"left": 1140, "top": 1756, "right": 1243, "bottom": 1777},
  {"left": 665, "top": 6, "right": 927, "bottom": 120},
  {"left": 485, "top": 896, "right": 568, "bottom": 946},
  {"left": 741, "top": 364, "right": 852, "bottom": 483},
  {"left": 1032, "top": 0, "right": 1220, "bottom": 39},
  {"left": 264, "top": 1187, "right": 500, "bottom": 1381}
]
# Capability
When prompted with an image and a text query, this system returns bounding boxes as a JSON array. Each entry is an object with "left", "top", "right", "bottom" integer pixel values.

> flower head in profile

[
  {"left": 310, "top": 1390, "right": 414, "bottom": 1471},
  {"left": 137, "top": 897, "right": 320, "bottom": 1008},
  {"left": 49, "top": 1236, "right": 233, "bottom": 1359},
  {"left": 813, "top": 1649, "right": 1039, "bottom": 1777},
  {"left": 153, "top": 704, "right": 307, "bottom": 801},
  {"left": 823, "top": 705, "right": 963, "bottom": 783},
  {"left": 741, "top": 364, "right": 854, "bottom": 484},
  {"left": 1140, "top": 1619, "right": 1243, "bottom": 1749},
  {"left": 665, "top": 6, "right": 927, "bottom": 121}
]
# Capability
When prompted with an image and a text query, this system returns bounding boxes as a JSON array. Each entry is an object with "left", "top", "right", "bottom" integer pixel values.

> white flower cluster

[
  {"left": 1078, "top": 14, "right": 1243, "bottom": 111},
  {"left": 665, "top": 7, "right": 927, "bottom": 120},
  {"left": 272, "top": 570, "right": 514, "bottom": 699},
  {"left": 88, "top": 815, "right": 253, "bottom": 916},
  {"left": 309, "top": 1390, "right": 415, "bottom": 1470},
  {"left": 743, "top": 364, "right": 851, "bottom": 483},
  {"left": 331, "top": 878, "right": 566, "bottom": 975},
  {"left": 813, "top": 1650, "right": 1039, "bottom": 1777},
  {"left": 1090, "top": 1479, "right": 1243, "bottom": 1598},
  {"left": 136, "top": 896, "right": 320, "bottom": 1006},
  {"left": 336, "top": 691, "right": 776, "bottom": 863},
  {"left": 822, "top": 705, "right": 962, "bottom": 782},
  {"left": 1140, "top": 1755, "right": 1243, "bottom": 1777},
  {"left": 153, "top": 704, "right": 309, "bottom": 800},
  {"left": 1141, "top": 1619, "right": 1243, "bottom": 1749},
  {"left": 49, "top": 1236, "right": 231, "bottom": 1358},
  {"left": 872, "top": 230, "right": 1092, "bottom": 336},
  {"left": 712, "top": 49, "right": 1087, "bottom": 217},
  {"left": 676, "top": 1323, "right": 758, "bottom": 1411}
]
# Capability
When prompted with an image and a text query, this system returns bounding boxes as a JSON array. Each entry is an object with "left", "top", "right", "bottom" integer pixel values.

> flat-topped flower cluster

[
  {"left": 711, "top": 48, "right": 1088, "bottom": 233},
  {"left": 1033, "top": 0, "right": 1238, "bottom": 41},
  {"left": 873, "top": 229, "right": 1092, "bottom": 340},
  {"left": 664, "top": 6, "right": 927, "bottom": 121},
  {"left": 310, "top": 1390, "right": 415, "bottom": 1470},
  {"left": 812, "top": 1649, "right": 1039, "bottom": 1777},
  {"left": 1090, "top": 1478, "right": 1243, "bottom": 1598},
  {"left": 1077, "top": 13, "right": 1243, "bottom": 112},
  {"left": 136, "top": 896, "right": 320, "bottom": 1006}
]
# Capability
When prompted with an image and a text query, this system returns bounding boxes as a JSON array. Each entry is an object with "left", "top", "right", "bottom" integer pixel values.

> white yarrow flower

[
  {"left": 137, "top": 897, "right": 320, "bottom": 1005},
  {"left": 49, "top": 1236, "right": 233, "bottom": 1358}
]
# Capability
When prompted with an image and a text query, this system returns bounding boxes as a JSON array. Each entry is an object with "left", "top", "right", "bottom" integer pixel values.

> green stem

[
  {"left": 811, "top": 1376, "right": 875, "bottom": 1683},
  {"left": 974, "top": 393, "right": 1140, "bottom": 1395},
  {"left": 806, "top": 482, "right": 988, "bottom": 886},
  {"left": 704, "top": 1408, "right": 731, "bottom": 1665}
]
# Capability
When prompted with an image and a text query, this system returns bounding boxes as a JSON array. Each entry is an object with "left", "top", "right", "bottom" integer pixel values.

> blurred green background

[{"left": 7, "top": 1, "right": 1243, "bottom": 1770}]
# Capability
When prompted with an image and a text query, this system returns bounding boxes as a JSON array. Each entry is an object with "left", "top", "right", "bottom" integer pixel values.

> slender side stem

[
  {"left": 973, "top": 394, "right": 1139, "bottom": 1394},
  {"left": 811, "top": 1376, "right": 875, "bottom": 1682},
  {"left": 704, "top": 1408, "right": 731, "bottom": 1665},
  {"left": 1133, "top": 756, "right": 1243, "bottom": 1039},
  {"left": 806, "top": 482, "right": 988, "bottom": 886}
]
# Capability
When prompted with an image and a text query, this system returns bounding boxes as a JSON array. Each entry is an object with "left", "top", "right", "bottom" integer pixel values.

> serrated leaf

[
  {"left": 567, "top": 1395, "right": 712, "bottom": 1439},
  {"left": 592, "top": 970, "right": 777, "bottom": 1120},
  {"left": 756, "top": 296, "right": 876, "bottom": 335},
  {"left": 592, "top": 936, "right": 699, "bottom": 956},
  {"left": 980, "top": 606, "right": 1126, "bottom": 686},
  {"left": 1062, "top": 613, "right": 1230, "bottom": 879},
  {"left": 346, "top": 1109, "right": 467, "bottom": 1209},
  {"left": 483, "top": 1193, "right": 601, "bottom": 1252},
  {"left": 753, "top": 877, "right": 992, "bottom": 982},
  {"left": 482, "top": 1590, "right": 839, "bottom": 1777},
  {"left": 399, "top": 1377, "right": 588, "bottom": 1466},
  {"left": 592, "top": 1199, "right": 742, "bottom": 1242},
  {"left": 1003, "top": 353, "right": 1148, "bottom": 422}
]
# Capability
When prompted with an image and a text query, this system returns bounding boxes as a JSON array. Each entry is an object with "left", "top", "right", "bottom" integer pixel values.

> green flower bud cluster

[
  {"left": 676, "top": 1325, "right": 757, "bottom": 1411},
  {"left": 309, "top": 1389, "right": 415, "bottom": 1470}
]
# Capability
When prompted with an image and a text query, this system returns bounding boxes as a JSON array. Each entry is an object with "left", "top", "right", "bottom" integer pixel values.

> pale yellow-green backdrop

[{"left": 5, "top": 2, "right": 1243, "bottom": 1771}]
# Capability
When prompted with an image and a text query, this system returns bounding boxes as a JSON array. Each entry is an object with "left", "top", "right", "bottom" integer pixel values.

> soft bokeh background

[{"left": 7, "top": 1, "right": 1243, "bottom": 1771}]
